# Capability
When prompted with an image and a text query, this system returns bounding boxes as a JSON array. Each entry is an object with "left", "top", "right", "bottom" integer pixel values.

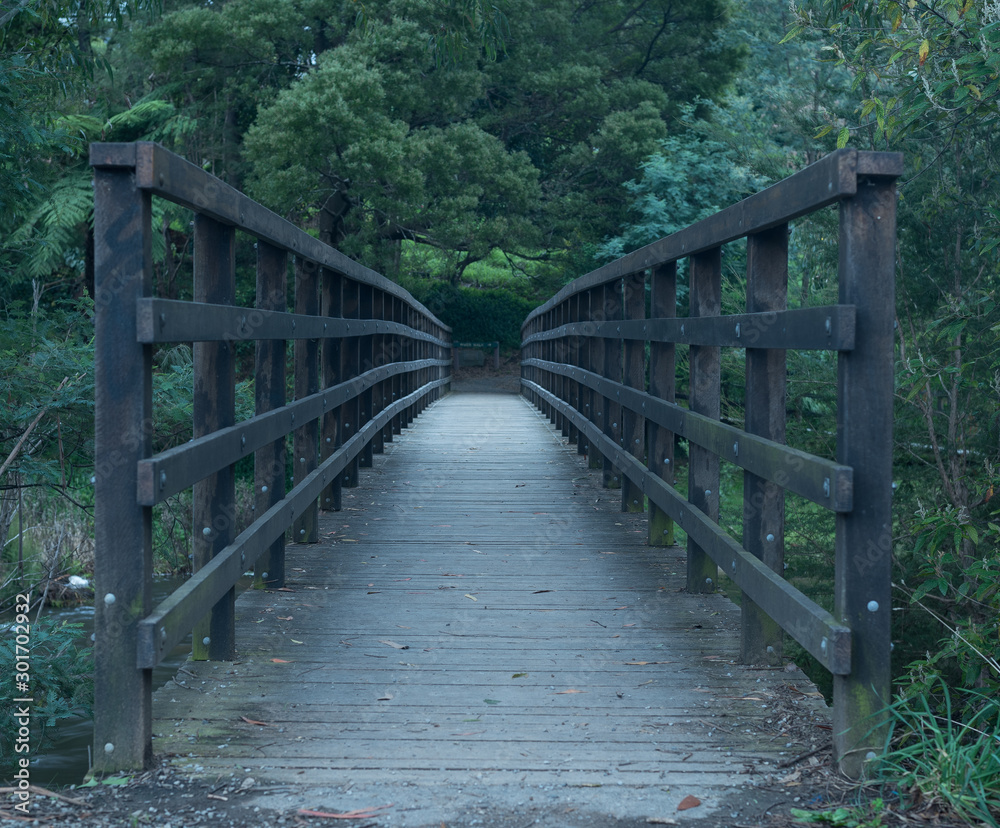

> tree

[{"left": 235, "top": 0, "right": 742, "bottom": 281}]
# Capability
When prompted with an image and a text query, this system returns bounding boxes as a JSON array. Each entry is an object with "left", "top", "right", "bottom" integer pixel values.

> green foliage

[
  {"left": 792, "top": 799, "right": 885, "bottom": 828},
  {"left": 869, "top": 682, "right": 1000, "bottom": 827},
  {"left": 0, "top": 617, "right": 93, "bottom": 774},
  {"left": 598, "top": 123, "right": 768, "bottom": 261},
  {"left": 412, "top": 281, "right": 535, "bottom": 350}
]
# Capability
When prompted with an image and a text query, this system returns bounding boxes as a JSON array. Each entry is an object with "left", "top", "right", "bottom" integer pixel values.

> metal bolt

[
  {"left": 733, "top": 442, "right": 739, "bottom": 457},
  {"left": 262, "top": 572, "right": 269, "bottom": 579},
  {"left": 865, "top": 751, "right": 877, "bottom": 761},
  {"left": 680, "top": 324, "right": 685, "bottom": 335},
  {"left": 705, "top": 489, "right": 712, "bottom": 497},
  {"left": 766, "top": 533, "right": 775, "bottom": 542},
  {"left": 735, "top": 323, "right": 741, "bottom": 338},
  {"left": 202, "top": 637, "right": 210, "bottom": 646},
  {"left": 160, "top": 471, "right": 167, "bottom": 490},
  {"left": 766, "top": 645, "right": 774, "bottom": 654},
  {"left": 300, "top": 529, "right": 306, "bottom": 536},
  {"left": 731, "top": 561, "right": 736, "bottom": 572},
  {"left": 104, "top": 743, "right": 114, "bottom": 754},
  {"left": 823, "top": 478, "right": 830, "bottom": 497},
  {"left": 202, "top": 527, "right": 211, "bottom": 536},
  {"left": 261, "top": 485, "right": 268, "bottom": 493},
  {"left": 241, "top": 434, "right": 246, "bottom": 448},
  {"left": 867, "top": 600, "right": 879, "bottom": 612},
  {"left": 825, "top": 317, "right": 832, "bottom": 335},
  {"left": 820, "top": 638, "right": 828, "bottom": 653},
  {"left": 104, "top": 593, "right": 116, "bottom": 606},
  {"left": 161, "top": 628, "right": 167, "bottom": 640},
  {"left": 705, "top": 577, "right": 713, "bottom": 585}
]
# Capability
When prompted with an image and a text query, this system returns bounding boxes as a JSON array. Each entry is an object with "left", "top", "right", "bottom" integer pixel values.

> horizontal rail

[
  {"left": 524, "top": 358, "right": 852, "bottom": 511},
  {"left": 521, "top": 305, "right": 855, "bottom": 351},
  {"left": 524, "top": 149, "right": 902, "bottom": 326},
  {"left": 138, "top": 358, "right": 450, "bottom": 505},
  {"left": 91, "top": 142, "right": 449, "bottom": 333},
  {"left": 136, "top": 377, "right": 448, "bottom": 668},
  {"left": 524, "top": 379, "right": 851, "bottom": 675},
  {"left": 138, "top": 298, "right": 451, "bottom": 347}
]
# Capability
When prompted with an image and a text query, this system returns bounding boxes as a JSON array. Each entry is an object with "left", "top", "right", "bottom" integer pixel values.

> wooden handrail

[
  {"left": 520, "top": 149, "right": 902, "bottom": 777},
  {"left": 90, "top": 142, "right": 451, "bottom": 773}
]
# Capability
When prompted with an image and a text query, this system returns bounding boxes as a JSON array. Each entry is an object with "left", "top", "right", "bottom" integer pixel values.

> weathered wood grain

[{"left": 153, "top": 392, "right": 830, "bottom": 796}]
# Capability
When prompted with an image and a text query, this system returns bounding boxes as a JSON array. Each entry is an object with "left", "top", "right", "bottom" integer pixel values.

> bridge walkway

[{"left": 151, "top": 390, "right": 829, "bottom": 824}]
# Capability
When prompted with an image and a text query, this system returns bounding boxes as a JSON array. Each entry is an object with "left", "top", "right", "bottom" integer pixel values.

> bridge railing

[
  {"left": 520, "top": 149, "right": 901, "bottom": 775},
  {"left": 91, "top": 142, "right": 451, "bottom": 771}
]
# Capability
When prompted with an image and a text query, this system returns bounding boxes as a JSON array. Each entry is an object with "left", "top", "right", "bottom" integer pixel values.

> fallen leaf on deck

[
  {"left": 464, "top": 594, "right": 478, "bottom": 601},
  {"left": 532, "top": 590, "right": 553, "bottom": 594},
  {"left": 277, "top": 616, "right": 293, "bottom": 621},
  {"left": 275, "top": 587, "right": 295, "bottom": 592},
  {"left": 512, "top": 673, "right": 527, "bottom": 678},
  {"left": 676, "top": 795, "right": 701, "bottom": 811},
  {"left": 625, "top": 661, "right": 675, "bottom": 665},
  {"left": 297, "top": 804, "right": 393, "bottom": 819},
  {"left": 290, "top": 639, "right": 304, "bottom": 644},
  {"left": 240, "top": 716, "right": 271, "bottom": 727},
  {"left": 647, "top": 818, "right": 678, "bottom": 825},
  {"left": 484, "top": 699, "right": 500, "bottom": 705},
  {"left": 271, "top": 658, "right": 292, "bottom": 663},
  {"left": 555, "top": 689, "right": 585, "bottom": 694},
  {"left": 379, "top": 640, "right": 409, "bottom": 650},
  {"left": 377, "top": 694, "right": 393, "bottom": 701}
]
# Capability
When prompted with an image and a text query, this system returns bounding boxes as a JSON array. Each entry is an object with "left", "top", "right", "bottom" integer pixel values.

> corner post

[
  {"left": 833, "top": 171, "right": 897, "bottom": 775},
  {"left": 92, "top": 147, "right": 154, "bottom": 772}
]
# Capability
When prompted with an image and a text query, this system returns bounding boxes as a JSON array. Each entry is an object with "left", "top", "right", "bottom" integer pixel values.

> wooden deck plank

[{"left": 152, "top": 391, "right": 829, "bottom": 824}]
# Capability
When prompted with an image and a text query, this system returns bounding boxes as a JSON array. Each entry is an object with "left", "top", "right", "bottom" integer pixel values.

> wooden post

[
  {"left": 92, "top": 154, "right": 154, "bottom": 771},
  {"left": 292, "top": 258, "right": 319, "bottom": 544},
  {"left": 833, "top": 174, "right": 897, "bottom": 775},
  {"left": 602, "top": 280, "right": 622, "bottom": 489},
  {"left": 571, "top": 296, "right": 586, "bottom": 456},
  {"left": 587, "top": 287, "right": 604, "bottom": 470},
  {"left": 371, "top": 290, "right": 386, "bottom": 455},
  {"left": 493, "top": 341, "right": 500, "bottom": 371},
  {"left": 648, "top": 263, "right": 676, "bottom": 546},
  {"left": 741, "top": 226, "right": 788, "bottom": 664},
  {"left": 359, "top": 284, "right": 375, "bottom": 468},
  {"left": 255, "top": 242, "right": 288, "bottom": 587},
  {"left": 191, "top": 215, "right": 236, "bottom": 662},
  {"left": 622, "top": 271, "right": 646, "bottom": 513},
  {"left": 391, "top": 298, "right": 402, "bottom": 437},
  {"left": 342, "top": 279, "right": 360, "bottom": 486},
  {"left": 687, "top": 248, "right": 721, "bottom": 593},
  {"left": 321, "top": 270, "right": 343, "bottom": 511}
]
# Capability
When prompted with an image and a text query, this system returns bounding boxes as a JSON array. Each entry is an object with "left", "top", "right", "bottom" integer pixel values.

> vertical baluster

[
  {"left": 687, "top": 248, "right": 721, "bottom": 593},
  {"left": 571, "top": 294, "right": 584, "bottom": 453},
  {"left": 359, "top": 284, "right": 375, "bottom": 468},
  {"left": 191, "top": 215, "right": 236, "bottom": 660},
  {"left": 648, "top": 263, "right": 677, "bottom": 546},
  {"left": 741, "top": 226, "right": 788, "bottom": 664},
  {"left": 622, "top": 271, "right": 646, "bottom": 513},
  {"left": 587, "top": 288, "right": 604, "bottom": 470},
  {"left": 321, "top": 269, "right": 343, "bottom": 511},
  {"left": 372, "top": 290, "right": 386, "bottom": 454},
  {"left": 255, "top": 242, "right": 288, "bottom": 584},
  {"left": 92, "top": 154, "right": 153, "bottom": 771},
  {"left": 602, "top": 280, "right": 622, "bottom": 489},
  {"left": 341, "top": 279, "right": 360, "bottom": 487},
  {"left": 292, "top": 258, "right": 319, "bottom": 543}
]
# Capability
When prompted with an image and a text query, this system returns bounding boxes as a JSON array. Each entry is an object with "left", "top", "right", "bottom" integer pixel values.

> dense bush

[{"left": 416, "top": 282, "right": 537, "bottom": 352}]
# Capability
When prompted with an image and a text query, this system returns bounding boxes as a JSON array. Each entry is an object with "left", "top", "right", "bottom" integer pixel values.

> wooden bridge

[{"left": 90, "top": 143, "right": 901, "bottom": 813}]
